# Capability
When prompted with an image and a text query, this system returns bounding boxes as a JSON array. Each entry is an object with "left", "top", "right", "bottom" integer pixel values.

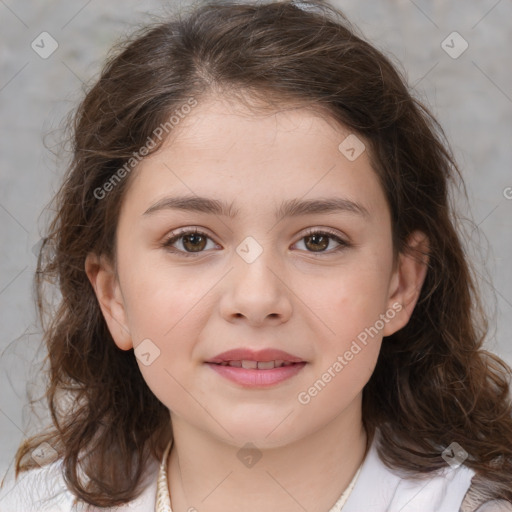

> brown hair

[{"left": 7, "top": 0, "right": 512, "bottom": 506}]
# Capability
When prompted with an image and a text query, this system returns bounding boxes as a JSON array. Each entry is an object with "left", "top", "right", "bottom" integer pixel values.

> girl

[{"left": 1, "top": 1, "right": 511, "bottom": 510}]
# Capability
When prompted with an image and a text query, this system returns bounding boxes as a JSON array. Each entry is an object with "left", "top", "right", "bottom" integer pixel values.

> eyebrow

[{"left": 143, "top": 195, "right": 370, "bottom": 219}]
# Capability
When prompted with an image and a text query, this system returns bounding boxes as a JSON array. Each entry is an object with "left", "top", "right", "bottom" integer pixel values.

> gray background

[{"left": 1, "top": 0, "right": 511, "bottom": 477}]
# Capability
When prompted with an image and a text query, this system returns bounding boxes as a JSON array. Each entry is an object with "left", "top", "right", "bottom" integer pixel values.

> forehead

[
  {"left": 160, "top": 95, "right": 350, "bottom": 154},
  {"left": 121, "top": 95, "right": 387, "bottom": 220}
]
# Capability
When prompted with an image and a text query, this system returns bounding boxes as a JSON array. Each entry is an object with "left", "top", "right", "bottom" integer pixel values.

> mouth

[
  {"left": 206, "top": 347, "right": 305, "bottom": 366},
  {"left": 204, "top": 348, "right": 307, "bottom": 387},
  {"left": 204, "top": 349, "right": 307, "bottom": 387},
  {"left": 208, "top": 360, "right": 302, "bottom": 369},
  {"left": 205, "top": 360, "right": 307, "bottom": 387}
]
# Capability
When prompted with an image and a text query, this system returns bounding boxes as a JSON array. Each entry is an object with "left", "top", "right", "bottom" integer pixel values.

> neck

[{"left": 167, "top": 397, "right": 368, "bottom": 512}]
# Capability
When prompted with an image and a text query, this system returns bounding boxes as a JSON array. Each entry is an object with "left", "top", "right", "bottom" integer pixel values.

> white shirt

[{"left": 1, "top": 430, "right": 510, "bottom": 511}]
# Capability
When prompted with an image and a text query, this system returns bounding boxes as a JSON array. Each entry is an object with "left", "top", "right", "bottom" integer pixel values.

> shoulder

[
  {"left": 0, "top": 458, "right": 160, "bottom": 512},
  {"left": 459, "top": 473, "right": 512, "bottom": 512},
  {"left": 475, "top": 502, "right": 512, "bottom": 512},
  {"left": 0, "top": 460, "right": 75, "bottom": 511}
]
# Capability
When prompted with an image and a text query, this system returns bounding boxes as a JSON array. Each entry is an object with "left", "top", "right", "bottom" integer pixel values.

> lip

[
  {"left": 205, "top": 348, "right": 307, "bottom": 388},
  {"left": 206, "top": 361, "right": 307, "bottom": 387},
  {"left": 206, "top": 348, "right": 304, "bottom": 364}
]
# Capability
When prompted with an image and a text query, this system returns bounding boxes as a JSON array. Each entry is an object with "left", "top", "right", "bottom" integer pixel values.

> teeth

[
  {"left": 218, "top": 360, "right": 297, "bottom": 369},
  {"left": 257, "top": 361, "right": 275, "bottom": 370}
]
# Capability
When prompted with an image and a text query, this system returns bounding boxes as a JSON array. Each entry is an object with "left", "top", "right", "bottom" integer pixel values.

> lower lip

[{"left": 205, "top": 362, "right": 307, "bottom": 387}]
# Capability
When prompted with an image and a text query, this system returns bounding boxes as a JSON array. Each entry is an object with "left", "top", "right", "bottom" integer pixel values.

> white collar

[
  {"left": 155, "top": 429, "right": 475, "bottom": 512},
  {"left": 343, "top": 430, "right": 475, "bottom": 512},
  {"left": 0, "top": 429, "right": 474, "bottom": 511}
]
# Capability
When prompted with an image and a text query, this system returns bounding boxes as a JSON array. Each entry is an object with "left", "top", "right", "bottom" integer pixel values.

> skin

[{"left": 85, "top": 95, "right": 429, "bottom": 512}]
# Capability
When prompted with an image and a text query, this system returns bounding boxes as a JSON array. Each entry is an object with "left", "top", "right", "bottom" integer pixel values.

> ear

[
  {"left": 383, "top": 230, "right": 430, "bottom": 336},
  {"left": 84, "top": 252, "right": 133, "bottom": 351}
]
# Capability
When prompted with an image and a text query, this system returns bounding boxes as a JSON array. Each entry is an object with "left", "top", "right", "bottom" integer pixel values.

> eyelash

[{"left": 161, "top": 227, "right": 350, "bottom": 258}]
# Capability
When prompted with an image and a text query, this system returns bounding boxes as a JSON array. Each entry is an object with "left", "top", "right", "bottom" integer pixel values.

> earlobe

[
  {"left": 383, "top": 230, "right": 430, "bottom": 337},
  {"left": 84, "top": 252, "right": 133, "bottom": 351}
]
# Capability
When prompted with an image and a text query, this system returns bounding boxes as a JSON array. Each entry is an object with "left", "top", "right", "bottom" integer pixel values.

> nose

[{"left": 219, "top": 247, "right": 293, "bottom": 327}]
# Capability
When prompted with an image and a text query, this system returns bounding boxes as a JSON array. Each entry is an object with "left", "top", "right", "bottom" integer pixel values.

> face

[{"left": 87, "top": 95, "right": 428, "bottom": 449}]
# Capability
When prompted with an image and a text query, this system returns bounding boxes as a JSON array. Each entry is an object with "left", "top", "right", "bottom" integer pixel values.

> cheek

[
  {"left": 128, "top": 293, "right": 200, "bottom": 413},
  {"left": 320, "top": 292, "right": 383, "bottom": 390},
  {"left": 295, "top": 253, "right": 391, "bottom": 387},
  {"left": 301, "top": 260, "right": 392, "bottom": 339},
  {"left": 118, "top": 256, "right": 212, "bottom": 410},
  {"left": 297, "top": 279, "right": 384, "bottom": 414},
  {"left": 119, "top": 246, "right": 211, "bottom": 340},
  {"left": 136, "top": 357, "right": 193, "bottom": 414}
]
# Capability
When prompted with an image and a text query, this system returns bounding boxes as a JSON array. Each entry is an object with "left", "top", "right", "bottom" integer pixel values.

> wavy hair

[{"left": 7, "top": 0, "right": 512, "bottom": 506}]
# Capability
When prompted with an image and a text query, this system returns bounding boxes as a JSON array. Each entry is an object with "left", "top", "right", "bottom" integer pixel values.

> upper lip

[{"left": 206, "top": 348, "right": 304, "bottom": 364}]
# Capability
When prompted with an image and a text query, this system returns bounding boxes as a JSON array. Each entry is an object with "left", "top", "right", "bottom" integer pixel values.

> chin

[{"left": 214, "top": 420, "right": 304, "bottom": 450}]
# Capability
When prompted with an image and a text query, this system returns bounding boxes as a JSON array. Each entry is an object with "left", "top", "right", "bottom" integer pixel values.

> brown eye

[
  {"left": 162, "top": 229, "right": 217, "bottom": 257},
  {"left": 181, "top": 232, "right": 207, "bottom": 252},
  {"left": 294, "top": 229, "right": 349, "bottom": 254},
  {"left": 304, "top": 233, "right": 330, "bottom": 252}
]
